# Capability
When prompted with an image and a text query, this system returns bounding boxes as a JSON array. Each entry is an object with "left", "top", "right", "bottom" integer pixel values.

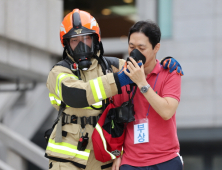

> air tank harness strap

[
  {"left": 62, "top": 113, "right": 102, "bottom": 129},
  {"left": 54, "top": 102, "right": 66, "bottom": 143}
]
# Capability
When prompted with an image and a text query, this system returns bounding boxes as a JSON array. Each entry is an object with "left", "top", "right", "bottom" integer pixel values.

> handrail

[
  {"left": 0, "top": 159, "right": 15, "bottom": 170},
  {"left": 0, "top": 123, "right": 48, "bottom": 169}
]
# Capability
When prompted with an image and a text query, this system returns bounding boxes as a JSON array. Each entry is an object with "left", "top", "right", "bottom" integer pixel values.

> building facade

[{"left": 0, "top": 0, "right": 221, "bottom": 170}]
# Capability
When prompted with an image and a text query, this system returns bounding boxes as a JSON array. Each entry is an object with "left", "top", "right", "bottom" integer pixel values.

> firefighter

[{"left": 45, "top": 9, "right": 184, "bottom": 170}]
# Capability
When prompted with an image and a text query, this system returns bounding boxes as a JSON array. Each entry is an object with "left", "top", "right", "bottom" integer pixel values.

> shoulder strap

[
  {"left": 51, "top": 58, "right": 72, "bottom": 70},
  {"left": 52, "top": 101, "right": 66, "bottom": 143},
  {"left": 100, "top": 56, "right": 113, "bottom": 74},
  {"left": 55, "top": 60, "right": 70, "bottom": 69},
  {"left": 126, "top": 84, "right": 137, "bottom": 103},
  {"left": 53, "top": 59, "right": 81, "bottom": 79},
  {"left": 104, "top": 56, "right": 119, "bottom": 70}
]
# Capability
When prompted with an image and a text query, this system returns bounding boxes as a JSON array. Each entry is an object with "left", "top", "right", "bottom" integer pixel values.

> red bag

[{"left": 92, "top": 103, "right": 125, "bottom": 162}]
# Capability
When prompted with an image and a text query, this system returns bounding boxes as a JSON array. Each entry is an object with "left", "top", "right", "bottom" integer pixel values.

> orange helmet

[
  {"left": 60, "top": 9, "right": 103, "bottom": 70},
  {"left": 60, "top": 9, "right": 101, "bottom": 47}
]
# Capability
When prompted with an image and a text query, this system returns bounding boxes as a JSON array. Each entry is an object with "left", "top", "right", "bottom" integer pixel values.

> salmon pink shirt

[{"left": 113, "top": 60, "right": 181, "bottom": 167}]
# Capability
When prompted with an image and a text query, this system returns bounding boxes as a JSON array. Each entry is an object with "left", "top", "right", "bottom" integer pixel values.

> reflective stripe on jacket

[{"left": 45, "top": 57, "right": 125, "bottom": 168}]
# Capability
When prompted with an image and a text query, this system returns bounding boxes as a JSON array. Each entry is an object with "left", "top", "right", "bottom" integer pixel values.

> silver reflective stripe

[
  {"left": 93, "top": 79, "right": 103, "bottom": 101},
  {"left": 95, "top": 124, "right": 116, "bottom": 159},
  {"left": 50, "top": 96, "right": 61, "bottom": 105},
  {"left": 48, "top": 142, "right": 90, "bottom": 157},
  {"left": 83, "top": 101, "right": 102, "bottom": 110},
  {"left": 92, "top": 101, "right": 102, "bottom": 106}
]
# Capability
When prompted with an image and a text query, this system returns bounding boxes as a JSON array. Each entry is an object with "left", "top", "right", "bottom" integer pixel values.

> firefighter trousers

[{"left": 49, "top": 150, "right": 113, "bottom": 170}]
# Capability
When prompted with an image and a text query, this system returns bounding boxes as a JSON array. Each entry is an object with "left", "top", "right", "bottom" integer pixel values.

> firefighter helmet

[
  {"left": 60, "top": 9, "right": 101, "bottom": 70},
  {"left": 60, "top": 9, "right": 101, "bottom": 46}
]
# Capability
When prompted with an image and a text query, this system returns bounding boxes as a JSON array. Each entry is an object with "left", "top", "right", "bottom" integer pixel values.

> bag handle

[{"left": 126, "top": 84, "right": 137, "bottom": 103}]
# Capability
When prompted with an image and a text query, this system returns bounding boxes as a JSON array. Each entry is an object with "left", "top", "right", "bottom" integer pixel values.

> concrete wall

[
  {"left": 0, "top": 0, "right": 63, "bottom": 81},
  {"left": 0, "top": 1, "right": 63, "bottom": 169},
  {"left": 0, "top": 0, "right": 221, "bottom": 140},
  {"left": 103, "top": 0, "right": 222, "bottom": 129},
  {"left": 157, "top": 0, "right": 222, "bottom": 128}
]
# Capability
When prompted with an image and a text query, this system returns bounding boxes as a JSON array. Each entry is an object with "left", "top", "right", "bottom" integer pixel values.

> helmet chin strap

[
  {"left": 65, "top": 49, "right": 75, "bottom": 63},
  {"left": 91, "top": 41, "right": 104, "bottom": 64}
]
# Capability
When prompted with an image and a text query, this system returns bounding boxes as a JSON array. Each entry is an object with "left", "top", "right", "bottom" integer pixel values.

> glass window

[
  {"left": 158, "top": 0, "right": 172, "bottom": 39},
  {"left": 64, "top": 0, "right": 136, "bottom": 38}
]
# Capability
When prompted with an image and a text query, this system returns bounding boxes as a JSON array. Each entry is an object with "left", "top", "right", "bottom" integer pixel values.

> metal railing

[
  {"left": 0, "top": 123, "right": 48, "bottom": 170},
  {"left": 0, "top": 159, "right": 15, "bottom": 170}
]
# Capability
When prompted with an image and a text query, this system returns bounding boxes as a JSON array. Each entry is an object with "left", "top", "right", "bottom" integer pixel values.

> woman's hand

[{"left": 111, "top": 157, "right": 122, "bottom": 170}]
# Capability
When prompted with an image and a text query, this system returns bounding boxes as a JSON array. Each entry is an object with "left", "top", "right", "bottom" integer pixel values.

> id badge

[{"left": 134, "top": 118, "right": 149, "bottom": 144}]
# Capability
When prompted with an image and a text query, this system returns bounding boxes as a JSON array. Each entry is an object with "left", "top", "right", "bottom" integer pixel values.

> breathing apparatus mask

[
  {"left": 66, "top": 34, "right": 97, "bottom": 70},
  {"left": 127, "top": 49, "right": 146, "bottom": 64}
]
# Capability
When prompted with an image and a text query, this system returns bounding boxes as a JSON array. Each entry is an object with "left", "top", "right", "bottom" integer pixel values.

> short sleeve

[{"left": 162, "top": 71, "right": 181, "bottom": 102}]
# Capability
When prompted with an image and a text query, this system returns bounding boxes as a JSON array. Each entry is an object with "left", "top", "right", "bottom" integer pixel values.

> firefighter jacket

[{"left": 45, "top": 56, "right": 125, "bottom": 169}]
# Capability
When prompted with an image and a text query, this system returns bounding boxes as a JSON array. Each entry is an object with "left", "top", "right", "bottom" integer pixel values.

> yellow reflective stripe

[
  {"left": 90, "top": 79, "right": 99, "bottom": 102},
  {"left": 47, "top": 139, "right": 90, "bottom": 160},
  {"left": 58, "top": 74, "right": 78, "bottom": 99},
  {"left": 97, "top": 77, "right": 107, "bottom": 99},
  {"left": 55, "top": 73, "right": 78, "bottom": 100},
  {"left": 83, "top": 105, "right": 102, "bottom": 109},
  {"left": 83, "top": 101, "right": 102, "bottom": 109},
  {"left": 49, "top": 93, "right": 70, "bottom": 107},
  {"left": 95, "top": 124, "right": 116, "bottom": 160},
  {"left": 49, "top": 93, "right": 61, "bottom": 106},
  {"left": 93, "top": 78, "right": 102, "bottom": 100},
  {"left": 50, "top": 100, "right": 58, "bottom": 105},
  {"left": 58, "top": 75, "right": 71, "bottom": 99},
  {"left": 83, "top": 106, "right": 93, "bottom": 109},
  {"left": 48, "top": 139, "right": 90, "bottom": 154},
  {"left": 55, "top": 73, "right": 66, "bottom": 99},
  {"left": 47, "top": 146, "right": 89, "bottom": 160},
  {"left": 90, "top": 78, "right": 107, "bottom": 103},
  {"left": 49, "top": 93, "right": 60, "bottom": 99}
]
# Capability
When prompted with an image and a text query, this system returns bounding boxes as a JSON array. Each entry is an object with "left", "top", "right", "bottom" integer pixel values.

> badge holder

[
  {"left": 134, "top": 118, "right": 149, "bottom": 144},
  {"left": 133, "top": 72, "right": 160, "bottom": 145}
]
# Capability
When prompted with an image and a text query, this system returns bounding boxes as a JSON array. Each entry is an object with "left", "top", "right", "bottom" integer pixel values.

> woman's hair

[{"left": 128, "top": 20, "right": 161, "bottom": 49}]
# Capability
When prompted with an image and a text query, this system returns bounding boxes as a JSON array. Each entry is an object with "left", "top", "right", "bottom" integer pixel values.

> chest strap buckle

[{"left": 62, "top": 113, "right": 101, "bottom": 128}]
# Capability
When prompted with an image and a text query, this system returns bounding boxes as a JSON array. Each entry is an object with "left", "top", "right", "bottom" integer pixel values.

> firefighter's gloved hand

[
  {"left": 117, "top": 62, "right": 142, "bottom": 87},
  {"left": 160, "top": 57, "right": 184, "bottom": 76}
]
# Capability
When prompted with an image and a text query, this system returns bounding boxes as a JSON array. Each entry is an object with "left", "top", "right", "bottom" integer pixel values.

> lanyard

[
  {"left": 131, "top": 64, "right": 161, "bottom": 117},
  {"left": 146, "top": 72, "right": 160, "bottom": 117},
  {"left": 131, "top": 72, "right": 160, "bottom": 116}
]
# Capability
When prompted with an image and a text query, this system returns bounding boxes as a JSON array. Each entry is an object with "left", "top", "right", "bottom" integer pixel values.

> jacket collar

[
  {"left": 151, "top": 59, "right": 161, "bottom": 74},
  {"left": 147, "top": 59, "right": 162, "bottom": 78},
  {"left": 87, "top": 58, "right": 98, "bottom": 71}
]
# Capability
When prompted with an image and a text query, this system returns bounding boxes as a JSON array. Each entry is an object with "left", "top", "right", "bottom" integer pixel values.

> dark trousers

[{"left": 120, "top": 156, "right": 183, "bottom": 170}]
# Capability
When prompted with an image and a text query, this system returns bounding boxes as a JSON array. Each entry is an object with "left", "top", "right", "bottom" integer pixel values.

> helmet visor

[{"left": 69, "top": 34, "right": 94, "bottom": 54}]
